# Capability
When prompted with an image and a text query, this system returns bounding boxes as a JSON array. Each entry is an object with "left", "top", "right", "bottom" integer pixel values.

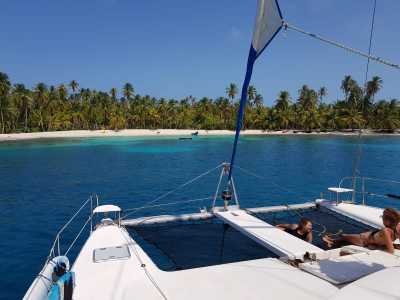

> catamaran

[{"left": 23, "top": 1, "right": 400, "bottom": 299}]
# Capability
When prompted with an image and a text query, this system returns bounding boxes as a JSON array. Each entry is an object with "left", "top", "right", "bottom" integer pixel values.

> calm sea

[{"left": 1, "top": 135, "right": 400, "bottom": 299}]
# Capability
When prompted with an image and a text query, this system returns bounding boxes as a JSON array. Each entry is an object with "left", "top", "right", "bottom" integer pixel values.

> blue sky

[{"left": 1, "top": 0, "right": 399, "bottom": 105}]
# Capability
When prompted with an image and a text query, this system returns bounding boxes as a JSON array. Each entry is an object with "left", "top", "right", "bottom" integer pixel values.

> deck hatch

[{"left": 93, "top": 245, "right": 130, "bottom": 262}]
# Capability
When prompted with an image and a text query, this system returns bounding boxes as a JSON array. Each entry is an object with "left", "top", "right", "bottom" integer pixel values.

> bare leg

[
  {"left": 340, "top": 234, "right": 366, "bottom": 247},
  {"left": 323, "top": 232, "right": 369, "bottom": 248}
]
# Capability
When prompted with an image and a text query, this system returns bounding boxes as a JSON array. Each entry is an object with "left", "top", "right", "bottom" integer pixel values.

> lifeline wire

[{"left": 122, "top": 163, "right": 223, "bottom": 220}]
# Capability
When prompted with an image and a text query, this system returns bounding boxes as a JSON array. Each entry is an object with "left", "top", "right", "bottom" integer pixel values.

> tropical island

[{"left": 0, "top": 71, "right": 399, "bottom": 141}]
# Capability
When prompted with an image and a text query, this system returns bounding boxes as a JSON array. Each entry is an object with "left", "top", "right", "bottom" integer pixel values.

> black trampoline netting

[{"left": 127, "top": 206, "right": 374, "bottom": 271}]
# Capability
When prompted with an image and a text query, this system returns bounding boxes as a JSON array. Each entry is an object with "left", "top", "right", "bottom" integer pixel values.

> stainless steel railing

[
  {"left": 46, "top": 194, "right": 98, "bottom": 263},
  {"left": 338, "top": 176, "right": 400, "bottom": 205}
]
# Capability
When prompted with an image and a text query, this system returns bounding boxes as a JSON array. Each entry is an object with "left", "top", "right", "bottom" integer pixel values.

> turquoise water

[{"left": 1, "top": 135, "right": 400, "bottom": 299}]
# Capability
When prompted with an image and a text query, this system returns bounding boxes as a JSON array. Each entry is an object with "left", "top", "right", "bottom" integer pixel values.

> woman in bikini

[{"left": 323, "top": 208, "right": 400, "bottom": 254}]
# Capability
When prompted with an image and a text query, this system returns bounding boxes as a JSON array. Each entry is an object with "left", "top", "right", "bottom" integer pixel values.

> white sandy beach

[{"left": 0, "top": 129, "right": 399, "bottom": 142}]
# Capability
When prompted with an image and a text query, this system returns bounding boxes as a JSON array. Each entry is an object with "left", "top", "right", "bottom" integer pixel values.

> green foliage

[{"left": 0, "top": 73, "right": 398, "bottom": 133}]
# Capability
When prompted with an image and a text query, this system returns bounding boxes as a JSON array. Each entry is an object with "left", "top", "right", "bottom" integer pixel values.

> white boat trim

[
  {"left": 93, "top": 204, "right": 122, "bottom": 214},
  {"left": 319, "top": 200, "right": 384, "bottom": 229},
  {"left": 215, "top": 208, "right": 323, "bottom": 259}
]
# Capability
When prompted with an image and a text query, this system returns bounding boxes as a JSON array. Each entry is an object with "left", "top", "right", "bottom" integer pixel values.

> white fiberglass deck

[
  {"left": 71, "top": 223, "right": 338, "bottom": 300},
  {"left": 320, "top": 201, "right": 385, "bottom": 229},
  {"left": 215, "top": 208, "right": 323, "bottom": 259},
  {"left": 329, "top": 267, "right": 400, "bottom": 300},
  {"left": 300, "top": 247, "right": 400, "bottom": 285}
]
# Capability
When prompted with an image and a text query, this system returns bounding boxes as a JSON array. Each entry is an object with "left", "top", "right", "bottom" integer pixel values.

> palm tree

[
  {"left": 297, "top": 85, "right": 319, "bottom": 131},
  {"left": 339, "top": 105, "right": 364, "bottom": 130},
  {"left": 69, "top": 80, "right": 79, "bottom": 94},
  {"left": 318, "top": 87, "right": 327, "bottom": 104},
  {"left": 275, "top": 91, "right": 290, "bottom": 111},
  {"left": 348, "top": 83, "right": 363, "bottom": 110},
  {"left": 58, "top": 84, "right": 68, "bottom": 102},
  {"left": 341, "top": 75, "right": 355, "bottom": 102},
  {"left": 247, "top": 85, "right": 257, "bottom": 106},
  {"left": 34, "top": 83, "right": 49, "bottom": 131},
  {"left": 254, "top": 93, "right": 263, "bottom": 108},
  {"left": 372, "top": 99, "right": 399, "bottom": 131},
  {"left": 14, "top": 84, "right": 33, "bottom": 132},
  {"left": 123, "top": 83, "right": 134, "bottom": 101},
  {"left": 0, "top": 72, "right": 11, "bottom": 133},
  {"left": 110, "top": 87, "right": 118, "bottom": 101},
  {"left": 226, "top": 83, "right": 238, "bottom": 104},
  {"left": 366, "top": 76, "right": 383, "bottom": 103}
]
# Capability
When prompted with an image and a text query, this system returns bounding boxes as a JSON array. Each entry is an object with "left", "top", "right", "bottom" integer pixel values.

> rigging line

[
  {"left": 283, "top": 21, "right": 400, "bottom": 70},
  {"left": 122, "top": 163, "right": 223, "bottom": 220},
  {"left": 120, "top": 229, "right": 169, "bottom": 300},
  {"left": 352, "top": 0, "right": 378, "bottom": 199},
  {"left": 365, "top": 0, "right": 378, "bottom": 85},
  {"left": 235, "top": 165, "right": 309, "bottom": 201},
  {"left": 123, "top": 197, "right": 213, "bottom": 214}
]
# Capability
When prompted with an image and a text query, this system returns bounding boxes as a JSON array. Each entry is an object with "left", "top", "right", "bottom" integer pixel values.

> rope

[
  {"left": 122, "top": 164, "right": 223, "bottom": 220},
  {"left": 365, "top": 0, "right": 378, "bottom": 84},
  {"left": 120, "top": 228, "right": 169, "bottom": 299},
  {"left": 283, "top": 21, "right": 400, "bottom": 70}
]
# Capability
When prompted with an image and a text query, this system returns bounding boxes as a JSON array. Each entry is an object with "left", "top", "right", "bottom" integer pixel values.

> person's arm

[
  {"left": 306, "top": 231, "right": 313, "bottom": 243},
  {"left": 382, "top": 228, "right": 395, "bottom": 254},
  {"left": 276, "top": 224, "right": 293, "bottom": 231}
]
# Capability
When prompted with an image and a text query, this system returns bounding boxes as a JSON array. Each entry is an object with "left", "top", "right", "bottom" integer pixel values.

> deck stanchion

[
  {"left": 212, "top": 165, "right": 226, "bottom": 210},
  {"left": 90, "top": 195, "right": 93, "bottom": 233},
  {"left": 362, "top": 177, "right": 366, "bottom": 205}
]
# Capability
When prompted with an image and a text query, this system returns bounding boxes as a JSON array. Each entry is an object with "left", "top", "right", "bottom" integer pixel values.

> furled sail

[
  {"left": 228, "top": 0, "right": 283, "bottom": 182},
  {"left": 252, "top": 0, "right": 283, "bottom": 58}
]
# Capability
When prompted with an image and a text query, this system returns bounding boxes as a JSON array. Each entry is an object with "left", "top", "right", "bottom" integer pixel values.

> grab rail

[{"left": 337, "top": 176, "right": 400, "bottom": 205}]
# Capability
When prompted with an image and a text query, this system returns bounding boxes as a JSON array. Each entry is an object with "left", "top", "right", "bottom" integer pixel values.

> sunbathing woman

[{"left": 323, "top": 208, "right": 400, "bottom": 254}]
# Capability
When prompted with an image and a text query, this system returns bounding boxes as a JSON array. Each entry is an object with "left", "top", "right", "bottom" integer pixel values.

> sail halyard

[{"left": 227, "top": 0, "right": 283, "bottom": 183}]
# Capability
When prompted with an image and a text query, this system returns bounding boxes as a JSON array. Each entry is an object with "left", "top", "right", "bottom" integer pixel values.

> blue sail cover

[{"left": 228, "top": 0, "right": 283, "bottom": 182}]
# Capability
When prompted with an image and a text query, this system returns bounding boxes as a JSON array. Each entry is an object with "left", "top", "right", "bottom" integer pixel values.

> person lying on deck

[
  {"left": 323, "top": 208, "right": 400, "bottom": 254},
  {"left": 276, "top": 218, "right": 313, "bottom": 243}
]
